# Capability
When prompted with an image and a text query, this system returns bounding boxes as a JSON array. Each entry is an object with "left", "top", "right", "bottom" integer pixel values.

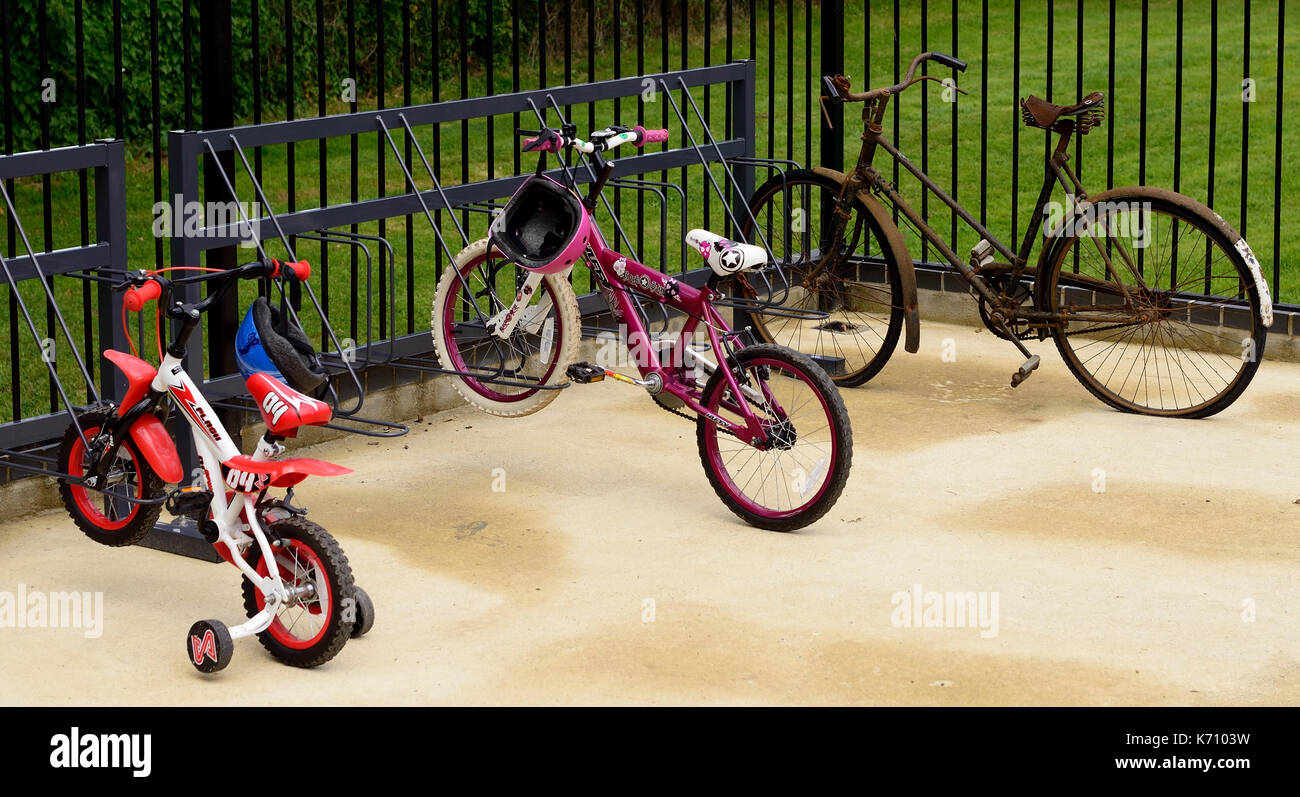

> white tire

[{"left": 431, "top": 237, "right": 580, "bottom": 417}]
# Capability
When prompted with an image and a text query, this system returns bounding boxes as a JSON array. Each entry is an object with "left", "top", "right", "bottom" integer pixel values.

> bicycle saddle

[
  {"left": 686, "top": 229, "right": 768, "bottom": 276},
  {"left": 1020, "top": 92, "right": 1105, "bottom": 133},
  {"left": 246, "top": 372, "right": 333, "bottom": 436}
]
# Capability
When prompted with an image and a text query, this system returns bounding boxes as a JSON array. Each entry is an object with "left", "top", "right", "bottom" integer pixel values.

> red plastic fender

[
  {"left": 222, "top": 454, "right": 352, "bottom": 490},
  {"left": 128, "top": 413, "right": 184, "bottom": 484}
]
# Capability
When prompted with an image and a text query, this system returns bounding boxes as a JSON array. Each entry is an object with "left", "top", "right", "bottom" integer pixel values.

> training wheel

[
  {"left": 187, "top": 619, "right": 234, "bottom": 673},
  {"left": 350, "top": 586, "right": 375, "bottom": 638}
]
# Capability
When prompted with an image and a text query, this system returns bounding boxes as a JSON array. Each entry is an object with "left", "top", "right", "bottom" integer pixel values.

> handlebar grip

[
  {"left": 633, "top": 126, "right": 669, "bottom": 146},
  {"left": 930, "top": 52, "right": 967, "bottom": 72},
  {"left": 522, "top": 136, "right": 560, "bottom": 153},
  {"left": 278, "top": 259, "right": 312, "bottom": 282},
  {"left": 124, "top": 279, "right": 161, "bottom": 312}
]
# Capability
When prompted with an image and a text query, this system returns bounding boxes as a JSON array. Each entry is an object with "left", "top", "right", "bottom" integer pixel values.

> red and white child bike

[{"left": 56, "top": 258, "right": 373, "bottom": 673}]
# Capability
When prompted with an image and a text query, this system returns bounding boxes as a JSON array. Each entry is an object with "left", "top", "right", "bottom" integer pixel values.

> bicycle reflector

[{"left": 489, "top": 175, "right": 591, "bottom": 274}]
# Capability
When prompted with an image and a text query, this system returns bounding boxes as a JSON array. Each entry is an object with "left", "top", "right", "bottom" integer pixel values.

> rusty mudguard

[{"left": 811, "top": 167, "right": 920, "bottom": 353}]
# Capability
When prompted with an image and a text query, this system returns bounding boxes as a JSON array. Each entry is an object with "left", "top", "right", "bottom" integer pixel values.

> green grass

[{"left": 3, "top": 0, "right": 1297, "bottom": 425}]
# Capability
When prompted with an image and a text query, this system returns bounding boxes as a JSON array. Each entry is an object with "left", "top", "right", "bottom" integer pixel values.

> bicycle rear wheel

[
  {"left": 696, "top": 344, "right": 852, "bottom": 531},
  {"left": 431, "top": 237, "right": 580, "bottom": 417},
  {"left": 1044, "top": 188, "right": 1267, "bottom": 417},
  {"left": 732, "top": 169, "right": 904, "bottom": 387}
]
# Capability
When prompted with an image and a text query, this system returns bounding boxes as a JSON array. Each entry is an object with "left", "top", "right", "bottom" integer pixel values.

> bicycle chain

[{"left": 650, "top": 392, "right": 746, "bottom": 441}]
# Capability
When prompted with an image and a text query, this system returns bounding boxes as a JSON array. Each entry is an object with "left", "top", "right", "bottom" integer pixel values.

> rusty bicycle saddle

[{"left": 1020, "top": 91, "right": 1105, "bottom": 134}]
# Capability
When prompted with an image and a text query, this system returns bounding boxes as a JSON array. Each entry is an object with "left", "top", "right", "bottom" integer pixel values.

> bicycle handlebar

[
  {"left": 120, "top": 258, "right": 311, "bottom": 312},
  {"left": 825, "top": 50, "right": 966, "bottom": 104},
  {"left": 520, "top": 125, "right": 669, "bottom": 155},
  {"left": 928, "top": 52, "right": 968, "bottom": 73}
]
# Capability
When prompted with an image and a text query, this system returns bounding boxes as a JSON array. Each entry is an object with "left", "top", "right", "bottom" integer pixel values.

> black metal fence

[{"left": 1, "top": 0, "right": 1295, "bottom": 460}]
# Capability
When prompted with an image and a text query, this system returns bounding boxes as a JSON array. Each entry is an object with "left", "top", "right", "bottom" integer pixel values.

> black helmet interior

[
  {"left": 251, "top": 296, "right": 327, "bottom": 392},
  {"left": 491, "top": 176, "right": 583, "bottom": 269}
]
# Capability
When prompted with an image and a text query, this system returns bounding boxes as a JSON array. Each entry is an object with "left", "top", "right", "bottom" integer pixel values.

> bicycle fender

[
  {"left": 812, "top": 167, "right": 921, "bottom": 353},
  {"left": 128, "top": 413, "right": 184, "bottom": 484}
]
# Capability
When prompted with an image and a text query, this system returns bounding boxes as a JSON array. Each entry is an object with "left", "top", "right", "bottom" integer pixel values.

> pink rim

[
  {"left": 441, "top": 252, "right": 566, "bottom": 402},
  {"left": 255, "top": 538, "right": 333, "bottom": 650},
  {"left": 702, "top": 357, "right": 838, "bottom": 521},
  {"left": 66, "top": 425, "right": 143, "bottom": 531}
]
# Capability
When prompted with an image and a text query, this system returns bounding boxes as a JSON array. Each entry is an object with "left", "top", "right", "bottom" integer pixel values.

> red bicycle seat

[{"left": 245, "top": 372, "right": 332, "bottom": 436}]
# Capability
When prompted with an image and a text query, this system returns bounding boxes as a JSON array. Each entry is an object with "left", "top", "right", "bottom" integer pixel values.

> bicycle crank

[{"left": 566, "top": 361, "right": 657, "bottom": 388}]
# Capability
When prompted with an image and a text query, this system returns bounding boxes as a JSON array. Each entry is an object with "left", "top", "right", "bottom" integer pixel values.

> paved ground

[{"left": 1, "top": 319, "right": 1297, "bottom": 705}]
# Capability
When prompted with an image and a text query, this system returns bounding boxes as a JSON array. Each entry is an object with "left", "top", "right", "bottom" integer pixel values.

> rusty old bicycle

[{"left": 728, "top": 50, "right": 1272, "bottom": 418}]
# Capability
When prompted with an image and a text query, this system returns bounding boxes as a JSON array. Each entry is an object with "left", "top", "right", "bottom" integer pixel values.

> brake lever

[
  {"left": 522, "top": 127, "right": 558, "bottom": 152},
  {"left": 913, "top": 74, "right": 969, "bottom": 95},
  {"left": 110, "top": 269, "right": 151, "bottom": 292},
  {"left": 818, "top": 94, "right": 836, "bottom": 129}
]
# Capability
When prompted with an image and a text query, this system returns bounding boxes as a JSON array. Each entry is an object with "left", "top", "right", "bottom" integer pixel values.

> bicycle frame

[
  {"left": 583, "top": 221, "right": 779, "bottom": 442},
  {"left": 486, "top": 177, "right": 783, "bottom": 443},
  {"left": 89, "top": 263, "right": 335, "bottom": 642},
  {"left": 834, "top": 89, "right": 1146, "bottom": 330},
  {"left": 145, "top": 353, "right": 292, "bottom": 641}
]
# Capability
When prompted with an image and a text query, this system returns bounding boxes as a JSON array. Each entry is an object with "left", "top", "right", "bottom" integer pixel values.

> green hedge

[{"left": 0, "top": 0, "right": 718, "bottom": 151}]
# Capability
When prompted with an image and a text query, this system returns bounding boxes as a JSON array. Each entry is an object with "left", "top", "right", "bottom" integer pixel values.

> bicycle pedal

[
  {"left": 565, "top": 362, "right": 606, "bottom": 384},
  {"left": 1010, "top": 355, "right": 1041, "bottom": 388},
  {"left": 166, "top": 486, "right": 214, "bottom": 519}
]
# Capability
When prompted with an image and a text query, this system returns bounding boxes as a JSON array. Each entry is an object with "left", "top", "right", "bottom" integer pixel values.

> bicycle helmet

[
  {"left": 235, "top": 296, "right": 327, "bottom": 392},
  {"left": 489, "top": 174, "right": 590, "bottom": 274}
]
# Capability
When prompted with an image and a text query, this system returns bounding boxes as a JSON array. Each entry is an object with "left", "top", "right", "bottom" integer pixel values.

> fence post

[
  {"left": 200, "top": 0, "right": 238, "bottom": 398},
  {"left": 820, "top": 0, "right": 845, "bottom": 173},
  {"left": 94, "top": 139, "right": 128, "bottom": 402},
  {"left": 730, "top": 59, "right": 757, "bottom": 237}
]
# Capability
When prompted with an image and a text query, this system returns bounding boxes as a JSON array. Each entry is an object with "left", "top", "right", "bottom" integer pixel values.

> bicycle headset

[{"left": 235, "top": 295, "right": 328, "bottom": 392}]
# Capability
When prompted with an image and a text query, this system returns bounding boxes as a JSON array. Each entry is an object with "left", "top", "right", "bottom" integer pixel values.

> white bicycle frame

[{"left": 152, "top": 352, "right": 294, "bottom": 641}]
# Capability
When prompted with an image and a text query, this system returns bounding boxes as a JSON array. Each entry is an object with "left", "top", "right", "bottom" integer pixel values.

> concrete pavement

[{"left": 0, "top": 319, "right": 1296, "bottom": 705}]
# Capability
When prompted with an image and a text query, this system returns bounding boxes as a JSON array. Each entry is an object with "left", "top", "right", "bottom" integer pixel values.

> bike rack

[
  {"left": 365, "top": 112, "right": 577, "bottom": 391},
  {"left": 0, "top": 178, "right": 106, "bottom": 483},
  {"left": 0, "top": 144, "right": 196, "bottom": 563},
  {"left": 655, "top": 75, "right": 828, "bottom": 326},
  {"left": 192, "top": 134, "right": 411, "bottom": 438}
]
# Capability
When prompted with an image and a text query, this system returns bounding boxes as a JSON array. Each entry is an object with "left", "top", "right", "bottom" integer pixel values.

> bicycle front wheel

[
  {"left": 731, "top": 168, "right": 904, "bottom": 387},
  {"left": 242, "top": 516, "right": 355, "bottom": 668},
  {"left": 1044, "top": 188, "right": 1267, "bottom": 418},
  {"left": 431, "top": 237, "right": 581, "bottom": 417},
  {"left": 696, "top": 344, "right": 853, "bottom": 531}
]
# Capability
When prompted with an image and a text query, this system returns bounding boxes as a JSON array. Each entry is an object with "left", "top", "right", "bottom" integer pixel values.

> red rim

[
  {"left": 65, "top": 425, "right": 143, "bottom": 531},
  {"left": 255, "top": 538, "right": 333, "bottom": 650},
  {"left": 440, "top": 253, "right": 564, "bottom": 402},
  {"left": 702, "top": 357, "right": 838, "bottom": 521}
]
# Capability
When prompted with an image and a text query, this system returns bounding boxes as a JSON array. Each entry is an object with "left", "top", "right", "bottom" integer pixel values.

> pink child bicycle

[{"left": 431, "top": 123, "right": 853, "bottom": 530}]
